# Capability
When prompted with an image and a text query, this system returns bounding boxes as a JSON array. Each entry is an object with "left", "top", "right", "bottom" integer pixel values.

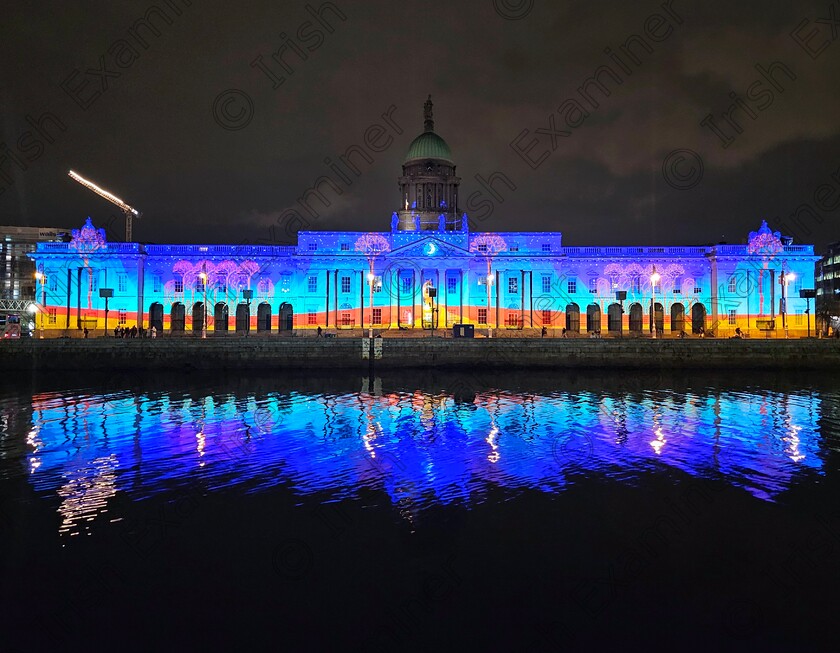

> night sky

[{"left": 2, "top": 0, "right": 839, "bottom": 250}]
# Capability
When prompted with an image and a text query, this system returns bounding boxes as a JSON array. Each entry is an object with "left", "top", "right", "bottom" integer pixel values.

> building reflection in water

[{"left": 19, "top": 380, "right": 825, "bottom": 536}]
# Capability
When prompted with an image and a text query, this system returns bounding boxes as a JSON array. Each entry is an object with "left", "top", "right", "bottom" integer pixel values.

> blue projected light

[
  {"left": 21, "top": 384, "right": 825, "bottom": 537},
  {"left": 424, "top": 242, "right": 438, "bottom": 256}
]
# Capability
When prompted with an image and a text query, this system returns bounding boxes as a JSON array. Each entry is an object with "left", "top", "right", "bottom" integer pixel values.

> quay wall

[{"left": 2, "top": 338, "right": 840, "bottom": 372}]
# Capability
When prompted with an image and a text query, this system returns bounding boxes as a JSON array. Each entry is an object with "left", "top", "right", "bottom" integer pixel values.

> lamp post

[
  {"left": 800, "top": 288, "right": 816, "bottom": 338},
  {"left": 486, "top": 272, "right": 494, "bottom": 339},
  {"left": 650, "top": 266, "right": 660, "bottom": 339},
  {"left": 367, "top": 271, "right": 375, "bottom": 339},
  {"left": 199, "top": 271, "right": 208, "bottom": 339},
  {"left": 780, "top": 267, "right": 794, "bottom": 339},
  {"left": 34, "top": 270, "right": 45, "bottom": 338}
]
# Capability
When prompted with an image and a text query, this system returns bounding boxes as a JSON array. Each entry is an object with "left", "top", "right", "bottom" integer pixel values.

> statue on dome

[{"left": 414, "top": 214, "right": 421, "bottom": 230}]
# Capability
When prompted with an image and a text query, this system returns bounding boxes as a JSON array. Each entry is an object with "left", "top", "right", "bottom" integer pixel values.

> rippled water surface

[{"left": 2, "top": 370, "right": 839, "bottom": 652}]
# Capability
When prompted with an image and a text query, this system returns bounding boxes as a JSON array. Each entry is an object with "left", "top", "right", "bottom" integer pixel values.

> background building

[{"left": 29, "top": 101, "right": 818, "bottom": 338}]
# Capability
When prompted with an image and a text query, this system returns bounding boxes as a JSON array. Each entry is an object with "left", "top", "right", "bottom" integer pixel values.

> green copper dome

[{"left": 404, "top": 131, "right": 453, "bottom": 164}]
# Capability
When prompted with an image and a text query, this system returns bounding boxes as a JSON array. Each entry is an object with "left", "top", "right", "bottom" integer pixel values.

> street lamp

[
  {"left": 34, "top": 270, "right": 45, "bottom": 338},
  {"left": 366, "top": 271, "right": 375, "bottom": 339},
  {"left": 650, "top": 266, "right": 660, "bottom": 339},
  {"left": 780, "top": 268, "right": 794, "bottom": 339},
  {"left": 199, "top": 271, "right": 208, "bottom": 339},
  {"left": 486, "top": 272, "right": 494, "bottom": 339}
]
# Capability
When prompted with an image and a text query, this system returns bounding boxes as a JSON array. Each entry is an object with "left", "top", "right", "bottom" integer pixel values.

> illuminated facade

[{"left": 30, "top": 100, "right": 818, "bottom": 337}]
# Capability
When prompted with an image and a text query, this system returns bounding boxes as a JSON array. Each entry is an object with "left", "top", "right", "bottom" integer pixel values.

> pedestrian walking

[
  {"left": 83, "top": 327, "right": 89, "bottom": 338},
  {"left": 151, "top": 326, "right": 157, "bottom": 339},
  {"left": 317, "top": 326, "right": 322, "bottom": 338}
]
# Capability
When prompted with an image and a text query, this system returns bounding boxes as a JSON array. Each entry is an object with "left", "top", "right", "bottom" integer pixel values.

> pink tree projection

[
  {"left": 470, "top": 234, "right": 507, "bottom": 335},
  {"left": 355, "top": 233, "right": 391, "bottom": 335},
  {"left": 747, "top": 220, "right": 783, "bottom": 316},
  {"left": 69, "top": 217, "right": 107, "bottom": 311}
]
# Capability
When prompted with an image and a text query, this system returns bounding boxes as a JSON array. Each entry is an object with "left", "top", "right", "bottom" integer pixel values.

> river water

[{"left": 1, "top": 370, "right": 838, "bottom": 652}]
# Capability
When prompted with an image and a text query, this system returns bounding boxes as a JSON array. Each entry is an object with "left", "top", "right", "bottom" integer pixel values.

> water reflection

[{"left": 0, "top": 374, "right": 830, "bottom": 537}]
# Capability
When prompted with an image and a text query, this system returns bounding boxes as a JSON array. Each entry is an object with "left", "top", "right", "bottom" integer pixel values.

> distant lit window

[
  {"left": 118, "top": 309, "right": 127, "bottom": 325},
  {"left": 340, "top": 311, "right": 352, "bottom": 326},
  {"left": 478, "top": 308, "right": 487, "bottom": 324},
  {"left": 118, "top": 275, "right": 127, "bottom": 293},
  {"left": 542, "top": 243, "right": 551, "bottom": 252},
  {"left": 48, "top": 308, "right": 56, "bottom": 324},
  {"left": 174, "top": 280, "right": 184, "bottom": 293},
  {"left": 728, "top": 309, "right": 736, "bottom": 325},
  {"left": 542, "top": 275, "right": 551, "bottom": 294},
  {"left": 308, "top": 312, "right": 317, "bottom": 325},
  {"left": 341, "top": 276, "right": 351, "bottom": 293},
  {"left": 508, "top": 277, "right": 518, "bottom": 294},
  {"left": 153, "top": 276, "right": 162, "bottom": 293},
  {"left": 447, "top": 277, "right": 457, "bottom": 294},
  {"left": 567, "top": 280, "right": 576, "bottom": 294},
  {"left": 372, "top": 308, "right": 382, "bottom": 325},
  {"left": 307, "top": 276, "right": 318, "bottom": 293},
  {"left": 728, "top": 276, "right": 737, "bottom": 293},
  {"left": 401, "top": 276, "right": 412, "bottom": 293},
  {"left": 542, "top": 309, "right": 551, "bottom": 325}
]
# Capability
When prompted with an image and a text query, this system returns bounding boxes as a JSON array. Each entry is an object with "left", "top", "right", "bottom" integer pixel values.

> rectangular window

[
  {"left": 153, "top": 275, "right": 162, "bottom": 293},
  {"left": 218, "top": 282, "right": 227, "bottom": 294},
  {"left": 477, "top": 275, "right": 486, "bottom": 286},
  {"left": 48, "top": 308, "right": 57, "bottom": 324},
  {"left": 589, "top": 278, "right": 597, "bottom": 294},
  {"left": 174, "top": 280, "right": 184, "bottom": 294},
  {"left": 308, "top": 312, "right": 317, "bottom": 325},
  {"left": 542, "top": 243, "right": 551, "bottom": 252},
  {"left": 478, "top": 308, "right": 487, "bottom": 324},
  {"left": 694, "top": 286, "right": 702, "bottom": 294},
  {"left": 373, "top": 276, "right": 382, "bottom": 293},
  {"left": 307, "top": 276, "right": 318, "bottom": 293},
  {"left": 118, "top": 275, "right": 127, "bottom": 293},
  {"left": 509, "top": 245, "right": 519, "bottom": 252},
  {"left": 477, "top": 243, "right": 488, "bottom": 252},
  {"left": 401, "top": 276, "right": 412, "bottom": 293},
  {"left": 508, "top": 277, "right": 518, "bottom": 294},
  {"left": 673, "top": 277, "right": 682, "bottom": 294},
  {"left": 196, "top": 281, "right": 205, "bottom": 293},
  {"left": 632, "top": 277, "right": 641, "bottom": 293},
  {"left": 308, "top": 242, "right": 317, "bottom": 251},
  {"left": 88, "top": 272, "right": 98, "bottom": 292},
  {"left": 372, "top": 308, "right": 382, "bottom": 325},
  {"left": 567, "top": 280, "right": 576, "bottom": 294},
  {"left": 340, "top": 242, "right": 349, "bottom": 251},
  {"left": 48, "top": 274, "right": 58, "bottom": 292},
  {"left": 340, "top": 312, "right": 352, "bottom": 327},
  {"left": 728, "top": 309, "right": 736, "bottom": 325},
  {"left": 341, "top": 276, "right": 351, "bottom": 293},
  {"left": 447, "top": 276, "right": 457, "bottom": 294},
  {"left": 542, "top": 309, "right": 551, "bottom": 325},
  {"left": 728, "top": 275, "right": 737, "bottom": 293},
  {"left": 542, "top": 275, "right": 551, "bottom": 294},
  {"left": 118, "top": 309, "right": 127, "bottom": 325}
]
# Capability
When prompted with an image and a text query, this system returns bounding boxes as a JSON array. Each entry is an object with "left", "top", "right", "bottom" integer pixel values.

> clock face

[{"left": 424, "top": 242, "right": 438, "bottom": 256}]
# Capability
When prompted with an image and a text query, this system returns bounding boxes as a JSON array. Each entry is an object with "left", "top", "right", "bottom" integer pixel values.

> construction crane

[{"left": 68, "top": 170, "right": 141, "bottom": 242}]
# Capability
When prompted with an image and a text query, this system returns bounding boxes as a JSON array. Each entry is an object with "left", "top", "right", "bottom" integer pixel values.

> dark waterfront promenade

[{"left": 3, "top": 336, "right": 840, "bottom": 371}]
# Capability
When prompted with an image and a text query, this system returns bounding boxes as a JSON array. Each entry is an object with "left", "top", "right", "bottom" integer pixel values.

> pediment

[{"left": 388, "top": 236, "right": 470, "bottom": 259}]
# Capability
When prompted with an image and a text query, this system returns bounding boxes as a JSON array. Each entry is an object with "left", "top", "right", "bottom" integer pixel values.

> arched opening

[
  {"left": 257, "top": 302, "right": 272, "bottom": 332},
  {"left": 565, "top": 303, "right": 580, "bottom": 333},
  {"left": 671, "top": 303, "right": 685, "bottom": 333},
  {"left": 652, "top": 302, "right": 664, "bottom": 334},
  {"left": 691, "top": 302, "right": 707, "bottom": 334},
  {"left": 586, "top": 304, "right": 601, "bottom": 333},
  {"left": 192, "top": 302, "right": 204, "bottom": 333},
  {"left": 149, "top": 302, "right": 163, "bottom": 333},
  {"left": 279, "top": 302, "right": 294, "bottom": 332},
  {"left": 235, "top": 303, "right": 250, "bottom": 334},
  {"left": 214, "top": 303, "right": 229, "bottom": 332},
  {"left": 607, "top": 303, "right": 622, "bottom": 334},
  {"left": 629, "top": 303, "right": 643, "bottom": 332},
  {"left": 171, "top": 302, "right": 185, "bottom": 332}
]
